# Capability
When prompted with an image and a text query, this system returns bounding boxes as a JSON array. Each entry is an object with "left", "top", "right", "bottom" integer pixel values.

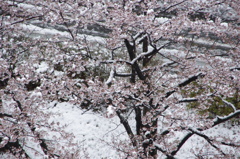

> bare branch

[
  {"left": 188, "top": 128, "right": 226, "bottom": 156},
  {"left": 11, "top": 15, "right": 43, "bottom": 25},
  {"left": 170, "top": 133, "right": 194, "bottom": 156},
  {"left": 221, "top": 141, "right": 240, "bottom": 147},
  {"left": 161, "top": 0, "right": 188, "bottom": 13},
  {"left": 0, "top": 113, "right": 13, "bottom": 118},
  {"left": 178, "top": 72, "right": 205, "bottom": 87},
  {"left": 134, "top": 106, "right": 142, "bottom": 135},
  {"left": 116, "top": 110, "right": 137, "bottom": 147},
  {"left": 59, "top": 11, "right": 75, "bottom": 40}
]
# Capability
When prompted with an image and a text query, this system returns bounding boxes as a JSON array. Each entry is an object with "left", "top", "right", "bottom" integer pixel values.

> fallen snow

[
  {"left": 20, "top": 23, "right": 106, "bottom": 44},
  {"left": 45, "top": 102, "right": 129, "bottom": 158},
  {"left": 42, "top": 102, "right": 240, "bottom": 158},
  {"left": 34, "top": 61, "right": 49, "bottom": 73}
]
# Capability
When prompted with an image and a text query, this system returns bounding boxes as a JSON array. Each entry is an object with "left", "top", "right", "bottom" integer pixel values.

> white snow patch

[
  {"left": 155, "top": 17, "right": 169, "bottom": 24},
  {"left": 35, "top": 61, "right": 49, "bottom": 73},
  {"left": 46, "top": 102, "right": 128, "bottom": 158}
]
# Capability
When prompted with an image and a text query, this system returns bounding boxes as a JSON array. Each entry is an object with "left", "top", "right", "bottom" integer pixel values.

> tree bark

[{"left": 124, "top": 39, "right": 146, "bottom": 82}]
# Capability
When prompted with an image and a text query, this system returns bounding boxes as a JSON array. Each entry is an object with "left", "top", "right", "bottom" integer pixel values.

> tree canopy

[{"left": 0, "top": 0, "right": 240, "bottom": 158}]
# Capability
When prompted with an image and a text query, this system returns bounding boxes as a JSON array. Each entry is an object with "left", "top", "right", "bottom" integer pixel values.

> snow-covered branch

[
  {"left": 130, "top": 43, "right": 169, "bottom": 65},
  {"left": 230, "top": 66, "right": 240, "bottom": 71},
  {"left": 136, "top": 34, "right": 148, "bottom": 45},
  {"left": 130, "top": 48, "right": 155, "bottom": 65},
  {"left": 133, "top": 32, "right": 144, "bottom": 41},
  {"left": 219, "top": 97, "right": 236, "bottom": 112},
  {"left": 105, "top": 66, "right": 115, "bottom": 85},
  {"left": 100, "top": 60, "right": 131, "bottom": 65},
  {"left": 154, "top": 142, "right": 167, "bottom": 154},
  {"left": 160, "top": 61, "right": 176, "bottom": 68},
  {"left": 114, "top": 69, "right": 151, "bottom": 77},
  {"left": 178, "top": 98, "right": 198, "bottom": 103},
  {"left": 114, "top": 72, "right": 132, "bottom": 77},
  {"left": 213, "top": 110, "right": 240, "bottom": 127}
]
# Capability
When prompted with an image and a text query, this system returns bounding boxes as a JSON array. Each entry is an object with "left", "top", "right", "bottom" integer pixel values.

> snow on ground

[
  {"left": 175, "top": 125, "right": 240, "bottom": 159},
  {"left": 21, "top": 23, "right": 106, "bottom": 45},
  {"left": 45, "top": 102, "right": 129, "bottom": 158},
  {"left": 43, "top": 102, "right": 240, "bottom": 158},
  {"left": 3, "top": 9, "right": 238, "bottom": 158},
  {"left": 1, "top": 82, "right": 239, "bottom": 158}
]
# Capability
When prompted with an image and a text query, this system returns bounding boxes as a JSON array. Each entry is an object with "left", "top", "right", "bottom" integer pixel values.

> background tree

[{"left": 0, "top": 0, "right": 240, "bottom": 158}]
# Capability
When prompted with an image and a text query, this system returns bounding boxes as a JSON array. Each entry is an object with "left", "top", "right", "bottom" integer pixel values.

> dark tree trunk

[
  {"left": 142, "top": 36, "right": 149, "bottom": 67},
  {"left": 124, "top": 39, "right": 146, "bottom": 83}
]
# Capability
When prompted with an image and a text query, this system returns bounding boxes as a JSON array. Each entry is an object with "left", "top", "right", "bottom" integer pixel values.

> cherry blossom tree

[{"left": 0, "top": 0, "right": 240, "bottom": 158}]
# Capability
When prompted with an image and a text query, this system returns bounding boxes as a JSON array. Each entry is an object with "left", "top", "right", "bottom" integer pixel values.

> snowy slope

[
  {"left": 43, "top": 102, "right": 240, "bottom": 159},
  {"left": 45, "top": 102, "right": 129, "bottom": 158}
]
